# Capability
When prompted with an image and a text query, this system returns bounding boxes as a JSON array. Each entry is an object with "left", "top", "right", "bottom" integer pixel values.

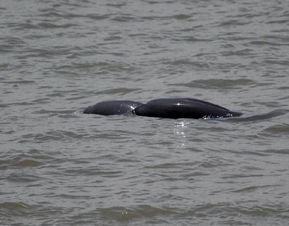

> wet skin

[{"left": 83, "top": 98, "right": 242, "bottom": 119}]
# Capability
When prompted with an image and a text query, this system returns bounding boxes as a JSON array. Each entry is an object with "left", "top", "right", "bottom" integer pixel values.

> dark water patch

[
  {"left": 279, "top": 86, "right": 289, "bottom": 90},
  {"left": 219, "top": 19, "right": 250, "bottom": 27},
  {"left": 31, "top": 98, "right": 51, "bottom": 104},
  {"left": 111, "top": 15, "right": 140, "bottom": 23},
  {"left": 106, "top": 2, "right": 127, "bottom": 8},
  {"left": 0, "top": 101, "right": 33, "bottom": 107},
  {"left": 57, "top": 193, "right": 91, "bottom": 200},
  {"left": 2, "top": 79, "right": 36, "bottom": 84},
  {"left": 14, "top": 21, "right": 78, "bottom": 30},
  {"left": 239, "top": 205, "right": 289, "bottom": 218},
  {"left": 180, "top": 203, "right": 228, "bottom": 218},
  {"left": 38, "top": 6, "right": 110, "bottom": 20},
  {"left": 0, "top": 150, "right": 52, "bottom": 169},
  {"left": 247, "top": 40, "right": 289, "bottom": 47},
  {"left": 6, "top": 173, "right": 43, "bottom": 183},
  {"left": 179, "top": 202, "right": 289, "bottom": 224},
  {"left": 62, "top": 167, "right": 123, "bottom": 177},
  {"left": 15, "top": 159, "right": 42, "bottom": 167},
  {"left": 220, "top": 33, "right": 256, "bottom": 41},
  {"left": 32, "top": 109, "right": 76, "bottom": 116},
  {"left": 263, "top": 59, "right": 289, "bottom": 66},
  {"left": 62, "top": 61, "right": 139, "bottom": 74},
  {"left": 165, "top": 59, "right": 210, "bottom": 68},
  {"left": 0, "top": 202, "right": 66, "bottom": 225},
  {"left": 0, "top": 202, "right": 31, "bottom": 216},
  {"left": 104, "top": 35, "right": 123, "bottom": 42},
  {"left": 232, "top": 185, "right": 278, "bottom": 193},
  {"left": 222, "top": 173, "right": 265, "bottom": 179},
  {"left": 264, "top": 149, "right": 289, "bottom": 155},
  {"left": 46, "top": 89, "right": 76, "bottom": 98},
  {"left": 261, "top": 124, "right": 289, "bottom": 136},
  {"left": 17, "top": 46, "right": 72, "bottom": 59},
  {"left": 171, "top": 78, "right": 255, "bottom": 89},
  {"left": 221, "top": 48, "right": 255, "bottom": 57},
  {"left": 0, "top": 37, "right": 26, "bottom": 52},
  {"left": 0, "top": 103, "right": 9, "bottom": 108},
  {"left": 199, "top": 158, "right": 232, "bottom": 169},
  {"left": 0, "top": 63, "right": 10, "bottom": 70},
  {"left": 172, "top": 14, "right": 192, "bottom": 20},
  {"left": 189, "top": 147, "right": 203, "bottom": 153},
  {"left": 95, "top": 87, "right": 140, "bottom": 95},
  {"left": 172, "top": 36, "right": 212, "bottom": 42},
  {"left": 146, "top": 161, "right": 199, "bottom": 169},
  {"left": 55, "top": 61, "right": 110, "bottom": 70},
  {"left": 6, "top": 98, "right": 52, "bottom": 107},
  {"left": 36, "top": 22, "right": 77, "bottom": 29},
  {"left": 262, "top": 35, "right": 289, "bottom": 43},
  {"left": 97, "top": 132, "right": 137, "bottom": 141}
]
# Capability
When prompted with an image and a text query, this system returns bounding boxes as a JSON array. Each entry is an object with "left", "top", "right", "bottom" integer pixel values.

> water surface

[{"left": 1, "top": 0, "right": 289, "bottom": 225}]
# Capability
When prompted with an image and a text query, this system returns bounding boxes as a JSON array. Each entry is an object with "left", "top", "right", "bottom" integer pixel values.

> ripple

[
  {"left": 180, "top": 202, "right": 289, "bottom": 222},
  {"left": 248, "top": 40, "right": 289, "bottom": 46},
  {"left": 0, "top": 152, "right": 50, "bottom": 170},
  {"left": 0, "top": 37, "right": 26, "bottom": 52},
  {"left": 166, "top": 59, "right": 209, "bottom": 68},
  {"left": 0, "top": 202, "right": 30, "bottom": 209},
  {"left": 264, "top": 149, "right": 289, "bottom": 155},
  {"left": 1, "top": 0, "right": 289, "bottom": 225},
  {"left": 0, "top": 202, "right": 31, "bottom": 216},
  {"left": 95, "top": 87, "right": 139, "bottom": 95},
  {"left": 36, "top": 22, "right": 77, "bottom": 29},
  {"left": 227, "top": 109, "right": 288, "bottom": 122},
  {"left": 99, "top": 205, "right": 176, "bottom": 222},
  {"left": 19, "top": 130, "right": 87, "bottom": 143},
  {"left": 232, "top": 185, "right": 277, "bottom": 193},
  {"left": 262, "top": 124, "right": 289, "bottom": 136},
  {"left": 6, "top": 173, "right": 43, "bottom": 183},
  {"left": 171, "top": 78, "right": 255, "bottom": 89},
  {"left": 15, "top": 159, "right": 42, "bottom": 167},
  {"left": 239, "top": 205, "right": 288, "bottom": 217}
]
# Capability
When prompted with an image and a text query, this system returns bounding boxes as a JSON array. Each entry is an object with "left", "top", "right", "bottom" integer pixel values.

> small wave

[
  {"left": 19, "top": 130, "right": 88, "bottom": 143},
  {"left": 99, "top": 205, "right": 176, "bottom": 222},
  {"left": 95, "top": 87, "right": 139, "bottom": 95},
  {"left": 227, "top": 109, "right": 288, "bottom": 122},
  {"left": 172, "top": 14, "right": 192, "bottom": 20},
  {"left": 0, "top": 202, "right": 30, "bottom": 209},
  {"left": 232, "top": 185, "right": 277, "bottom": 193},
  {"left": 248, "top": 40, "right": 289, "bottom": 46},
  {"left": 15, "top": 159, "right": 42, "bottom": 167},
  {"left": 166, "top": 59, "right": 209, "bottom": 68},
  {"left": 171, "top": 78, "right": 255, "bottom": 89},
  {"left": 264, "top": 148, "right": 289, "bottom": 155},
  {"left": 0, "top": 202, "right": 31, "bottom": 217},
  {"left": 262, "top": 124, "right": 289, "bottom": 135},
  {"left": 6, "top": 173, "right": 42, "bottom": 183},
  {"left": 0, "top": 152, "right": 50, "bottom": 170},
  {"left": 180, "top": 202, "right": 288, "bottom": 221},
  {"left": 37, "top": 22, "right": 77, "bottom": 29},
  {"left": 219, "top": 19, "right": 250, "bottom": 27},
  {"left": 239, "top": 205, "right": 287, "bottom": 217},
  {"left": 111, "top": 15, "right": 139, "bottom": 23}
]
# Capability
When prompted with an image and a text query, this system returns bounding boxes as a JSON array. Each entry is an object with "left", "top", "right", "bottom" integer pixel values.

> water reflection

[{"left": 173, "top": 120, "right": 188, "bottom": 148}]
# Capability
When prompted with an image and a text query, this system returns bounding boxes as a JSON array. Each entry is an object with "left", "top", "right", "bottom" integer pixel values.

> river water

[{"left": 1, "top": 0, "right": 289, "bottom": 225}]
